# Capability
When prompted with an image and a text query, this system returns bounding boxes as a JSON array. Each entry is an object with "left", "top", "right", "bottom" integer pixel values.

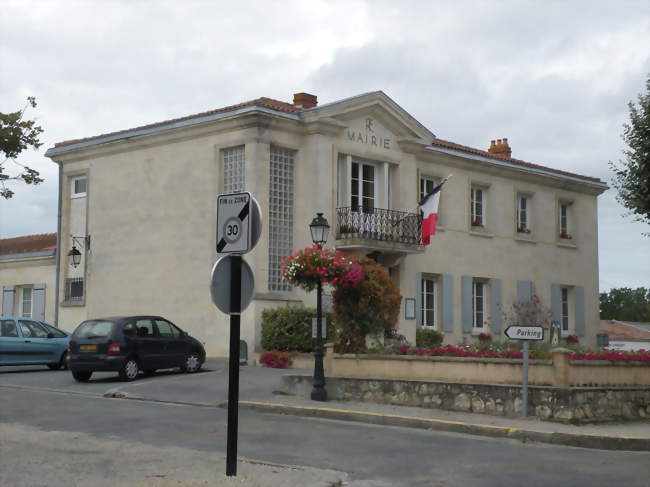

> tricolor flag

[{"left": 419, "top": 178, "right": 448, "bottom": 245}]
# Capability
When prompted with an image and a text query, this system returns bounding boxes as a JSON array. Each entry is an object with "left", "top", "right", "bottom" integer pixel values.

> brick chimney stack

[
  {"left": 293, "top": 92, "right": 318, "bottom": 109},
  {"left": 487, "top": 138, "right": 512, "bottom": 158}
]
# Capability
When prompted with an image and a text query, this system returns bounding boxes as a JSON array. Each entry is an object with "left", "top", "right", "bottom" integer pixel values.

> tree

[
  {"left": 610, "top": 74, "right": 650, "bottom": 230},
  {"left": 599, "top": 287, "right": 650, "bottom": 322},
  {"left": 0, "top": 97, "right": 44, "bottom": 199}
]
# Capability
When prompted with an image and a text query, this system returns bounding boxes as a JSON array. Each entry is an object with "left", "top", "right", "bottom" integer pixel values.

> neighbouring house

[
  {"left": 0, "top": 90, "right": 604, "bottom": 356},
  {"left": 600, "top": 319, "right": 650, "bottom": 351},
  {"left": 1, "top": 234, "right": 57, "bottom": 323}
]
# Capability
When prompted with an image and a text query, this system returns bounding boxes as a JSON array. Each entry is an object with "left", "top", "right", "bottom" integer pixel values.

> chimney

[
  {"left": 487, "top": 137, "right": 512, "bottom": 157},
  {"left": 293, "top": 92, "right": 318, "bottom": 109}
]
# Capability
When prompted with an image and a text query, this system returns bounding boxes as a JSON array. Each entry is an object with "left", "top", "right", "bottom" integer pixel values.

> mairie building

[{"left": 1, "top": 91, "right": 608, "bottom": 356}]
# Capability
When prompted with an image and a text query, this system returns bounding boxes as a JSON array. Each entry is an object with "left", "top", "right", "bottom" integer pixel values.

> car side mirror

[{"left": 47, "top": 332, "right": 54, "bottom": 339}]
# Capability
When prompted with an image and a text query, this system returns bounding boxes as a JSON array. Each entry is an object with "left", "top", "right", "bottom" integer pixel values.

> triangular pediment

[{"left": 302, "top": 91, "right": 434, "bottom": 144}]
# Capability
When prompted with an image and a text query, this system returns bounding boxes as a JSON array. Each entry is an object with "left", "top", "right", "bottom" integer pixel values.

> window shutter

[
  {"left": 442, "top": 274, "right": 454, "bottom": 333},
  {"left": 461, "top": 276, "right": 473, "bottom": 333},
  {"left": 32, "top": 284, "right": 46, "bottom": 321},
  {"left": 574, "top": 285, "right": 585, "bottom": 337},
  {"left": 517, "top": 280, "right": 533, "bottom": 302},
  {"left": 415, "top": 273, "right": 423, "bottom": 329},
  {"left": 3, "top": 286, "right": 15, "bottom": 316},
  {"left": 551, "top": 284, "right": 562, "bottom": 324},
  {"left": 490, "top": 278, "right": 502, "bottom": 333}
]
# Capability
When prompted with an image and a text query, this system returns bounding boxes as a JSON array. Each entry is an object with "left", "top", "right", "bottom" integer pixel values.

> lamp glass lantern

[
  {"left": 68, "top": 245, "right": 82, "bottom": 268},
  {"left": 309, "top": 213, "right": 330, "bottom": 248}
]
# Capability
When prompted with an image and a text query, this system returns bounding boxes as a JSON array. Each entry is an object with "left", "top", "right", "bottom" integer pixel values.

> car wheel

[
  {"left": 72, "top": 371, "right": 92, "bottom": 382},
  {"left": 180, "top": 351, "right": 202, "bottom": 373},
  {"left": 119, "top": 357, "right": 140, "bottom": 381}
]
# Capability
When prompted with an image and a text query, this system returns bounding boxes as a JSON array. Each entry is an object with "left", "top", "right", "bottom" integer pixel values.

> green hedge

[
  {"left": 261, "top": 307, "right": 335, "bottom": 352},
  {"left": 416, "top": 329, "right": 443, "bottom": 348}
]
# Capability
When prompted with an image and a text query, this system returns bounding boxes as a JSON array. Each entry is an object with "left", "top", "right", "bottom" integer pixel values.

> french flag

[{"left": 420, "top": 179, "right": 447, "bottom": 245}]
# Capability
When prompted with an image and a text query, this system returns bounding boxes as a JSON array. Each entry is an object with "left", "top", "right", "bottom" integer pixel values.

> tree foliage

[
  {"left": 0, "top": 97, "right": 44, "bottom": 199},
  {"left": 599, "top": 287, "right": 650, "bottom": 322},
  {"left": 332, "top": 257, "right": 402, "bottom": 353},
  {"left": 502, "top": 294, "right": 552, "bottom": 326},
  {"left": 610, "top": 75, "right": 650, "bottom": 230}
]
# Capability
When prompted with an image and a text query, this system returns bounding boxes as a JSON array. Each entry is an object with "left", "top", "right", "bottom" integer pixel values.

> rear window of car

[{"left": 73, "top": 320, "right": 115, "bottom": 339}]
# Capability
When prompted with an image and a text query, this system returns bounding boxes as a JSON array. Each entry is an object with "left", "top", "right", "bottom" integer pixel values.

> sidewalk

[{"left": 106, "top": 359, "right": 650, "bottom": 452}]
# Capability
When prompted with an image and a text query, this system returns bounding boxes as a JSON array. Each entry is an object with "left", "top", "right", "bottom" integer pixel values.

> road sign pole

[
  {"left": 226, "top": 255, "right": 242, "bottom": 477},
  {"left": 522, "top": 340, "right": 529, "bottom": 418}
]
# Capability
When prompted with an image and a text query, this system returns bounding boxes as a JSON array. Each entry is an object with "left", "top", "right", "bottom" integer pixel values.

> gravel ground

[{"left": 0, "top": 423, "right": 346, "bottom": 487}]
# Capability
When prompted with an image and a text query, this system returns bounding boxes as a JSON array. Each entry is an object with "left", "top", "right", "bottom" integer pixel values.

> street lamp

[
  {"left": 67, "top": 235, "right": 90, "bottom": 268},
  {"left": 309, "top": 212, "right": 329, "bottom": 402}
]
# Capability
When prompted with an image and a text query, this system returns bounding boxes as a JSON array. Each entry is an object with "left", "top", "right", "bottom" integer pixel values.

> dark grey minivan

[{"left": 68, "top": 316, "right": 205, "bottom": 382}]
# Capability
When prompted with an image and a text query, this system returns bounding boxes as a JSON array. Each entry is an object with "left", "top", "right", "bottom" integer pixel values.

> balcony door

[{"left": 351, "top": 160, "right": 377, "bottom": 233}]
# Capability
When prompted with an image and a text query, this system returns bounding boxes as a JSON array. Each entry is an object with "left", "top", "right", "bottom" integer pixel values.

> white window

[
  {"left": 561, "top": 287, "right": 570, "bottom": 332},
  {"left": 71, "top": 176, "right": 87, "bottom": 198},
  {"left": 351, "top": 158, "right": 376, "bottom": 214},
  {"left": 471, "top": 187, "right": 484, "bottom": 227},
  {"left": 419, "top": 176, "right": 439, "bottom": 203},
  {"left": 559, "top": 202, "right": 572, "bottom": 239},
  {"left": 472, "top": 280, "right": 485, "bottom": 330},
  {"left": 21, "top": 287, "right": 33, "bottom": 318},
  {"left": 421, "top": 277, "right": 436, "bottom": 329},
  {"left": 223, "top": 146, "right": 245, "bottom": 194},
  {"left": 517, "top": 195, "right": 530, "bottom": 233},
  {"left": 268, "top": 146, "right": 294, "bottom": 291}
]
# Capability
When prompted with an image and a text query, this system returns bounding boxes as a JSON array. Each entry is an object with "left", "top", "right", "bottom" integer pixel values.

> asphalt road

[{"left": 2, "top": 364, "right": 650, "bottom": 487}]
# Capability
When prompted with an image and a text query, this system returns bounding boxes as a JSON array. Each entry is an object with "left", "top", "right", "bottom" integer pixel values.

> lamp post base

[{"left": 311, "top": 387, "right": 327, "bottom": 402}]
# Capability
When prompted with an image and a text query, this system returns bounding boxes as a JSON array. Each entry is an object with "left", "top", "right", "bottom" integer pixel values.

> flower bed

[
  {"left": 570, "top": 349, "right": 650, "bottom": 362},
  {"left": 281, "top": 246, "right": 362, "bottom": 291},
  {"left": 258, "top": 350, "right": 300, "bottom": 368},
  {"left": 394, "top": 344, "right": 550, "bottom": 360}
]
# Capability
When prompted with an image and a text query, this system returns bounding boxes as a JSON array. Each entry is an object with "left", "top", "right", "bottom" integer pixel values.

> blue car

[{"left": 0, "top": 317, "right": 70, "bottom": 369}]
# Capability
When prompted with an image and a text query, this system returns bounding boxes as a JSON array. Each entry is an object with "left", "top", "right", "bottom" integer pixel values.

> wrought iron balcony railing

[{"left": 336, "top": 207, "right": 422, "bottom": 245}]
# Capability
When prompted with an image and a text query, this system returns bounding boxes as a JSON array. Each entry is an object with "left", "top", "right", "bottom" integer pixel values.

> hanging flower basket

[{"left": 281, "top": 246, "right": 363, "bottom": 292}]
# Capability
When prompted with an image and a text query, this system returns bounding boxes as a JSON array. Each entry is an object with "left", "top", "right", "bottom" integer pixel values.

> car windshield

[{"left": 73, "top": 320, "right": 115, "bottom": 339}]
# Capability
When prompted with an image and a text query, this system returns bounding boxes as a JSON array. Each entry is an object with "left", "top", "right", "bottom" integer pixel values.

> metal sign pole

[
  {"left": 226, "top": 255, "right": 242, "bottom": 477},
  {"left": 522, "top": 340, "right": 529, "bottom": 418}
]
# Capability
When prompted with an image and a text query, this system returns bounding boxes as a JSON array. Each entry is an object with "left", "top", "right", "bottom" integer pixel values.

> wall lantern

[{"left": 68, "top": 235, "right": 91, "bottom": 268}]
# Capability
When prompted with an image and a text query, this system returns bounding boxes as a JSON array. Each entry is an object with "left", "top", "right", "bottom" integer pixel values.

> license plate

[{"left": 80, "top": 345, "right": 97, "bottom": 351}]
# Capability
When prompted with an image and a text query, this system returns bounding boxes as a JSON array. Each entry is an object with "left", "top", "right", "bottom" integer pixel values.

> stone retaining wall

[{"left": 280, "top": 375, "right": 650, "bottom": 422}]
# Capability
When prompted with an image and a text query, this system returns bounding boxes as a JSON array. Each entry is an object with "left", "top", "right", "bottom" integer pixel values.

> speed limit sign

[{"left": 216, "top": 192, "right": 261, "bottom": 254}]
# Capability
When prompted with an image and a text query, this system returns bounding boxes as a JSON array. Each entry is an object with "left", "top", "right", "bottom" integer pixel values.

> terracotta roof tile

[
  {"left": 0, "top": 233, "right": 57, "bottom": 256},
  {"left": 429, "top": 137, "right": 604, "bottom": 184},
  {"left": 54, "top": 97, "right": 300, "bottom": 148},
  {"left": 599, "top": 320, "right": 650, "bottom": 341}
]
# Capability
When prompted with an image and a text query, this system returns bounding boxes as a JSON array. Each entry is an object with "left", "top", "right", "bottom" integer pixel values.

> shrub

[
  {"left": 416, "top": 329, "right": 443, "bottom": 348},
  {"left": 332, "top": 257, "right": 402, "bottom": 353},
  {"left": 259, "top": 350, "right": 299, "bottom": 368},
  {"left": 565, "top": 334, "right": 579, "bottom": 344},
  {"left": 478, "top": 332, "right": 492, "bottom": 343},
  {"left": 261, "top": 307, "right": 334, "bottom": 352}
]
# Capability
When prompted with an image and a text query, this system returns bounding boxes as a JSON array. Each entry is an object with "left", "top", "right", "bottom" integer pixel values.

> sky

[{"left": 1, "top": 0, "right": 648, "bottom": 291}]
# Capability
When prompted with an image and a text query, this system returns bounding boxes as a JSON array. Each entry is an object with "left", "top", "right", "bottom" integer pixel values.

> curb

[{"left": 238, "top": 400, "right": 650, "bottom": 452}]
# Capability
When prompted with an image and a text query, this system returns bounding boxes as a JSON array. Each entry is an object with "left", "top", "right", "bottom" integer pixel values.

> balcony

[{"left": 335, "top": 207, "right": 424, "bottom": 258}]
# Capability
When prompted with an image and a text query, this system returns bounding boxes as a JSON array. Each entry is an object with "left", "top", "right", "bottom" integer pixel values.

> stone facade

[{"left": 281, "top": 374, "right": 650, "bottom": 422}]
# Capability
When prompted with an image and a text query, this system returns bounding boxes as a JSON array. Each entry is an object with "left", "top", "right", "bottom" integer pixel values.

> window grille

[
  {"left": 268, "top": 146, "right": 294, "bottom": 291},
  {"left": 223, "top": 146, "right": 245, "bottom": 194},
  {"left": 561, "top": 287, "right": 569, "bottom": 331},
  {"left": 65, "top": 278, "right": 84, "bottom": 302},
  {"left": 473, "top": 281, "right": 484, "bottom": 329}
]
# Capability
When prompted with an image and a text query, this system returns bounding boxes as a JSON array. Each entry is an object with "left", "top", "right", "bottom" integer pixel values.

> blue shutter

[
  {"left": 574, "top": 285, "right": 585, "bottom": 337},
  {"left": 442, "top": 274, "right": 454, "bottom": 333},
  {"left": 551, "top": 284, "right": 562, "bottom": 324},
  {"left": 461, "top": 276, "right": 473, "bottom": 333},
  {"left": 415, "top": 273, "right": 423, "bottom": 329},
  {"left": 2, "top": 286, "right": 15, "bottom": 316},
  {"left": 490, "top": 278, "right": 502, "bottom": 334},
  {"left": 517, "top": 280, "right": 533, "bottom": 302},
  {"left": 32, "top": 284, "right": 46, "bottom": 321}
]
